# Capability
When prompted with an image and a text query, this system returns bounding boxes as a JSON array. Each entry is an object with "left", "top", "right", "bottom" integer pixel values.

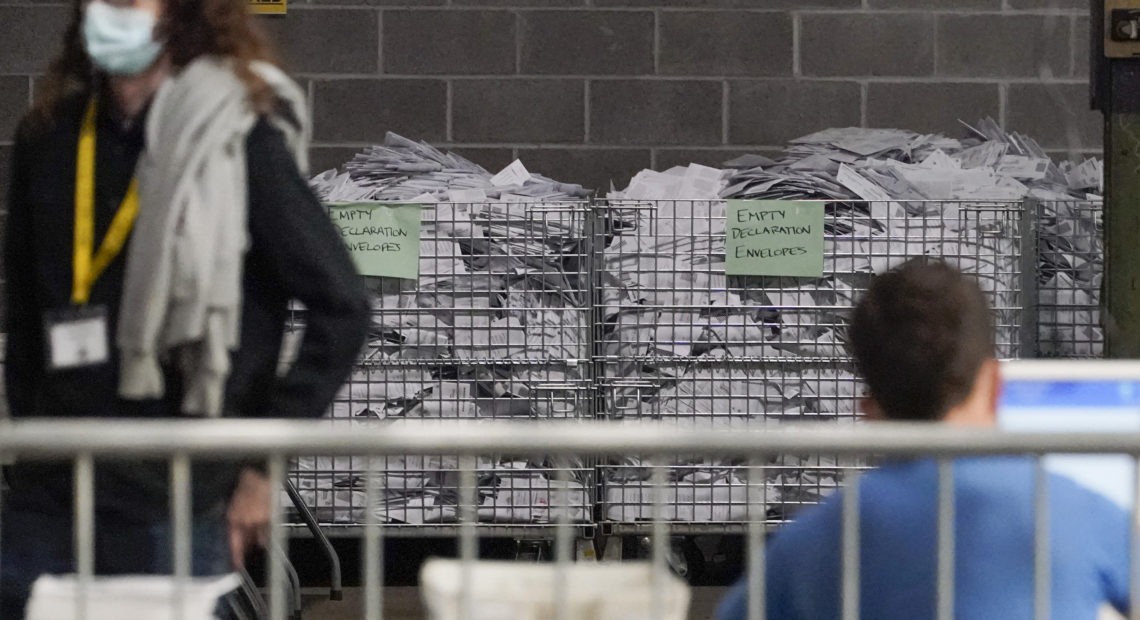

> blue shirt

[{"left": 717, "top": 457, "right": 1130, "bottom": 620}]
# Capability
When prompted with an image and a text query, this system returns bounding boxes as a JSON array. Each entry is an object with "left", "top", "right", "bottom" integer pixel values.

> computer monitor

[{"left": 999, "top": 360, "right": 1140, "bottom": 509}]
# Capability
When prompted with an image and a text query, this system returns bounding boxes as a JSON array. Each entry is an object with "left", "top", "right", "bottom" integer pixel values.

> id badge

[{"left": 44, "top": 305, "right": 110, "bottom": 371}]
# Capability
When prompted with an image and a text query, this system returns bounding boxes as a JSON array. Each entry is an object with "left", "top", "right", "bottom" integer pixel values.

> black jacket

[{"left": 3, "top": 91, "right": 370, "bottom": 521}]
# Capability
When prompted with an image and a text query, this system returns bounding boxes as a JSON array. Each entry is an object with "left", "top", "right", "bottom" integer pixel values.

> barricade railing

[{"left": 1, "top": 418, "right": 1138, "bottom": 620}]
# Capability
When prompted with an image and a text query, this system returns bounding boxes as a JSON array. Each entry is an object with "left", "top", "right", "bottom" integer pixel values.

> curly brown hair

[{"left": 31, "top": 0, "right": 280, "bottom": 125}]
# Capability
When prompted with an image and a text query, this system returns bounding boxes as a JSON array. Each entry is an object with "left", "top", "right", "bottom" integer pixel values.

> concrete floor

[{"left": 301, "top": 587, "right": 729, "bottom": 619}]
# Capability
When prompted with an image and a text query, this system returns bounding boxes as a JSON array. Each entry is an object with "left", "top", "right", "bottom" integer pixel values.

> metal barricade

[
  {"left": 592, "top": 199, "right": 1031, "bottom": 534},
  {"left": 0, "top": 419, "right": 1137, "bottom": 620},
  {"left": 288, "top": 201, "right": 595, "bottom": 538},
  {"left": 1035, "top": 199, "right": 1104, "bottom": 358}
]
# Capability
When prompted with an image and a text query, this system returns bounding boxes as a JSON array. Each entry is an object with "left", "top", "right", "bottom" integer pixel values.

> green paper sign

[
  {"left": 328, "top": 203, "right": 422, "bottom": 279},
  {"left": 725, "top": 200, "right": 824, "bottom": 277}
]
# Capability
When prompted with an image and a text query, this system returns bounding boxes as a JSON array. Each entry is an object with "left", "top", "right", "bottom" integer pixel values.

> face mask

[{"left": 82, "top": 1, "right": 163, "bottom": 76}]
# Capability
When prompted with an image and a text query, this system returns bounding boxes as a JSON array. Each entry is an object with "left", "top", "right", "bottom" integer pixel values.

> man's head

[{"left": 849, "top": 258, "right": 999, "bottom": 425}]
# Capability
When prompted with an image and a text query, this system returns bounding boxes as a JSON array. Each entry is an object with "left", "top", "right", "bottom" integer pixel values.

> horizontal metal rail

[
  {"left": 2, "top": 418, "right": 1136, "bottom": 620},
  {"left": 1, "top": 419, "right": 1138, "bottom": 458}
]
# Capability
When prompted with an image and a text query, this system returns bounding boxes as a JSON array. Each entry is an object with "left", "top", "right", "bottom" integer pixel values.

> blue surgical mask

[{"left": 82, "top": 1, "right": 163, "bottom": 76}]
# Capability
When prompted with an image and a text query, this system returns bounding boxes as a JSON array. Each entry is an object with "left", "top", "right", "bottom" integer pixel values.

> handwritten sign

[
  {"left": 725, "top": 200, "right": 824, "bottom": 277},
  {"left": 249, "top": 0, "right": 286, "bottom": 15},
  {"left": 328, "top": 203, "right": 421, "bottom": 279}
]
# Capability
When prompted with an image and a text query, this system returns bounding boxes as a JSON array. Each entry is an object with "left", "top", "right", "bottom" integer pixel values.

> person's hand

[{"left": 227, "top": 467, "right": 272, "bottom": 568}]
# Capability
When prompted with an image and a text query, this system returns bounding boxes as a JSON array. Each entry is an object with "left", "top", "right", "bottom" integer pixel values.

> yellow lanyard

[{"left": 72, "top": 98, "right": 140, "bottom": 305}]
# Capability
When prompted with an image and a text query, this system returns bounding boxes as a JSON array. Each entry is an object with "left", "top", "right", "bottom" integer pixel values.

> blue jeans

[{"left": 0, "top": 507, "right": 238, "bottom": 619}]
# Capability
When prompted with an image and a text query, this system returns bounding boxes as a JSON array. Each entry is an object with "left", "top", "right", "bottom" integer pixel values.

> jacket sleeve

[
  {"left": 244, "top": 120, "right": 370, "bottom": 419},
  {"left": 1094, "top": 488, "right": 1132, "bottom": 615},
  {"left": 3, "top": 120, "right": 43, "bottom": 417}
]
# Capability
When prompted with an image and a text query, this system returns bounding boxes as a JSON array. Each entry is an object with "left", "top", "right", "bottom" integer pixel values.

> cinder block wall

[{"left": 0, "top": 0, "right": 1102, "bottom": 193}]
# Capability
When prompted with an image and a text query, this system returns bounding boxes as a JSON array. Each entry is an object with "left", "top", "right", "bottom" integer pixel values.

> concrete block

[
  {"left": 590, "top": 80, "right": 723, "bottom": 145},
  {"left": 450, "top": 148, "right": 517, "bottom": 173},
  {"left": 456, "top": 0, "right": 581, "bottom": 6},
  {"left": 0, "top": 144, "right": 11, "bottom": 213},
  {"left": 800, "top": 13, "right": 935, "bottom": 77},
  {"left": 594, "top": 0, "right": 857, "bottom": 7},
  {"left": 937, "top": 14, "right": 1070, "bottom": 78},
  {"left": 0, "top": 6, "right": 72, "bottom": 74},
  {"left": 312, "top": 79, "right": 447, "bottom": 143},
  {"left": 1007, "top": 0, "right": 1088, "bottom": 9},
  {"left": 453, "top": 79, "right": 584, "bottom": 143},
  {"left": 867, "top": 82, "right": 1000, "bottom": 136},
  {"left": 308, "top": 0, "right": 443, "bottom": 5},
  {"left": 1007, "top": 82, "right": 1102, "bottom": 150},
  {"left": 384, "top": 10, "right": 516, "bottom": 75},
  {"left": 659, "top": 11, "right": 793, "bottom": 77},
  {"left": 520, "top": 11, "right": 654, "bottom": 75},
  {"left": 1073, "top": 15, "right": 1090, "bottom": 78},
  {"left": 729, "top": 79, "right": 861, "bottom": 145},
  {"left": 869, "top": 0, "right": 999, "bottom": 8},
  {"left": 261, "top": 8, "right": 379, "bottom": 75},
  {"left": 0, "top": 77, "right": 30, "bottom": 141},
  {"left": 309, "top": 146, "right": 364, "bottom": 175}
]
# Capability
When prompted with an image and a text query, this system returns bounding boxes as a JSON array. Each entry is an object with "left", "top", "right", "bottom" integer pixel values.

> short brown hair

[{"left": 849, "top": 258, "right": 995, "bottom": 421}]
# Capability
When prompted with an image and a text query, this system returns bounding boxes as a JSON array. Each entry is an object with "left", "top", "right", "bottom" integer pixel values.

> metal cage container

[
  {"left": 1034, "top": 199, "right": 1104, "bottom": 358},
  {"left": 287, "top": 200, "right": 596, "bottom": 537},
  {"left": 592, "top": 198, "right": 1031, "bottom": 533}
]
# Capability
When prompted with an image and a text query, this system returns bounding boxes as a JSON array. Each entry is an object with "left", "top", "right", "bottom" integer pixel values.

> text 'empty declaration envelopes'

[
  {"left": 726, "top": 200, "right": 825, "bottom": 278},
  {"left": 329, "top": 202, "right": 422, "bottom": 279}
]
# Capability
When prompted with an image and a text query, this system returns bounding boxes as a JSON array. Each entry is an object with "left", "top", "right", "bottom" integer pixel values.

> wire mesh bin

[
  {"left": 593, "top": 198, "right": 1030, "bottom": 533},
  {"left": 287, "top": 200, "right": 595, "bottom": 535},
  {"left": 1035, "top": 199, "right": 1104, "bottom": 358}
]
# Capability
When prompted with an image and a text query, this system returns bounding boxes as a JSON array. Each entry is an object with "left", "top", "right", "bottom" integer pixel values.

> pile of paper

[
  {"left": 717, "top": 121, "right": 1103, "bottom": 358},
  {"left": 291, "top": 447, "right": 590, "bottom": 525},
  {"left": 719, "top": 121, "right": 1100, "bottom": 201},
  {"left": 295, "top": 140, "right": 594, "bottom": 525},
  {"left": 598, "top": 120, "right": 1102, "bottom": 522},
  {"left": 290, "top": 123, "right": 1103, "bottom": 528},
  {"left": 310, "top": 132, "right": 590, "bottom": 203}
]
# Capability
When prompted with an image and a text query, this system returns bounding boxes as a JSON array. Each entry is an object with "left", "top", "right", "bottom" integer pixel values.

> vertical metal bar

[
  {"left": 586, "top": 200, "right": 606, "bottom": 574},
  {"left": 459, "top": 455, "right": 478, "bottom": 620},
  {"left": 841, "top": 470, "right": 861, "bottom": 620},
  {"left": 651, "top": 456, "right": 668, "bottom": 620},
  {"left": 364, "top": 456, "right": 383, "bottom": 620},
  {"left": 554, "top": 466, "right": 573, "bottom": 620},
  {"left": 936, "top": 459, "right": 955, "bottom": 620},
  {"left": 74, "top": 453, "right": 95, "bottom": 620},
  {"left": 747, "top": 456, "right": 766, "bottom": 620},
  {"left": 171, "top": 453, "right": 192, "bottom": 620},
  {"left": 1104, "top": 100, "right": 1140, "bottom": 356},
  {"left": 1019, "top": 198, "right": 1040, "bottom": 358},
  {"left": 1130, "top": 455, "right": 1140, "bottom": 620},
  {"left": 283, "top": 479, "right": 342, "bottom": 601},
  {"left": 267, "top": 455, "right": 287, "bottom": 620},
  {"left": 1034, "top": 457, "right": 1050, "bottom": 620}
]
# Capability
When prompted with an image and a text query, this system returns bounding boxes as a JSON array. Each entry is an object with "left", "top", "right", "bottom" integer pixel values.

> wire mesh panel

[
  {"left": 288, "top": 200, "right": 594, "bottom": 534},
  {"left": 1035, "top": 199, "right": 1103, "bottom": 358},
  {"left": 594, "top": 198, "right": 1027, "bottom": 532}
]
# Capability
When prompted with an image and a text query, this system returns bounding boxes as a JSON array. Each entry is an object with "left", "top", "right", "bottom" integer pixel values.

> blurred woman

[{"left": 1, "top": 0, "right": 370, "bottom": 615}]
